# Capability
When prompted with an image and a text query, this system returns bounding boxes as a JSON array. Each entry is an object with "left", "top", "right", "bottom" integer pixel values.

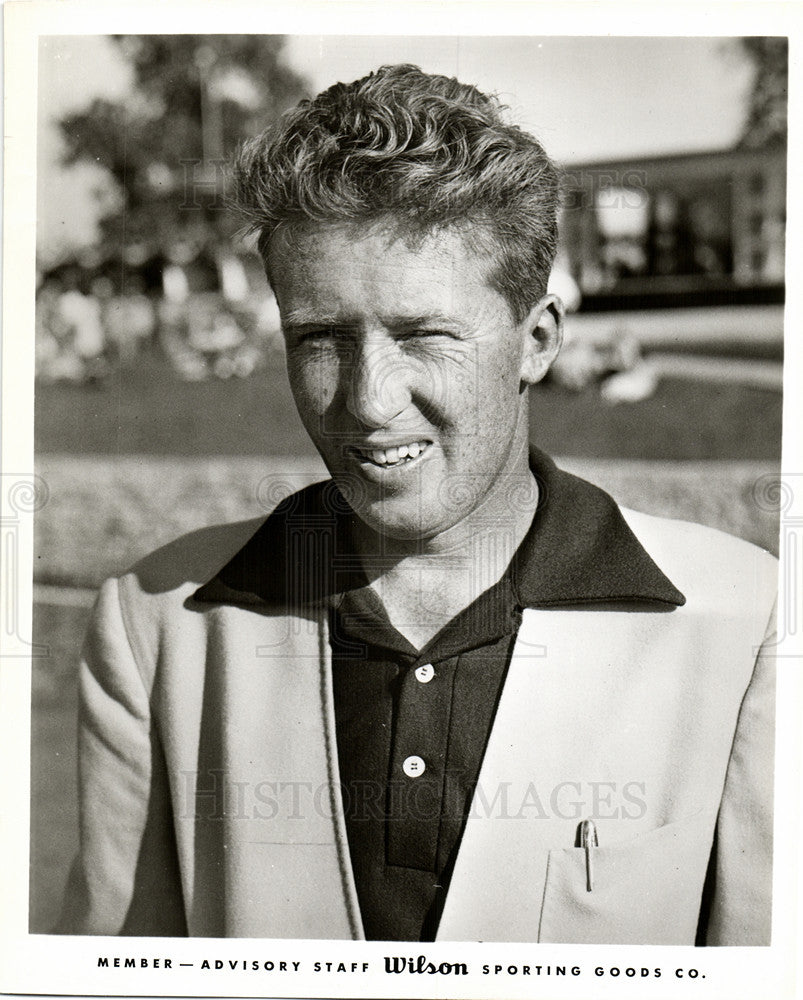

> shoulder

[
  {"left": 122, "top": 515, "right": 268, "bottom": 599},
  {"left": 117, "top": 475, "right": 339, "bottom": 601},
  {"left": 620, "top": 504, "right": 777, "bottom": 572},
  {"left": 82, "top": 517, "right": 268, "bottom": 683},
  {"left": 83, "top": 514, "right": 267, "bottom": 603},
  {"left": 94, "top": 474, "right": 338, "bottom": 643},
  {"left": 620, "top": 506, "right": 777, "bottom": 617}
]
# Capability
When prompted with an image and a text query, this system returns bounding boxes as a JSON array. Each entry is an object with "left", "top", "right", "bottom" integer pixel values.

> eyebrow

[
  {"left": 282, "top": 312, "right": 461, "bottom": 332},
  {"left": 389, "top": 313, "right": 461, "bottom": 330}
]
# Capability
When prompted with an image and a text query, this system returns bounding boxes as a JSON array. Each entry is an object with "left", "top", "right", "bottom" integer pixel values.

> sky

[
  {"left": 37, "top": 37, "right": 135, "bottom": 268},
  {"left": 282, "top": 35, "right": 755, "bottom": 163}
]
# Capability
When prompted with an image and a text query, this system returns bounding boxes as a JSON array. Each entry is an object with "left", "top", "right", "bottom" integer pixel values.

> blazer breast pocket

[{"left": 538, "top": 810, "right": 717, "bottom": 945}]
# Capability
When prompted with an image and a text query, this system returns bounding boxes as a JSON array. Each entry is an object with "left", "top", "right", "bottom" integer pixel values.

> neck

[{"left": 350, "top": 435, "right": 538, "bottom": 648}]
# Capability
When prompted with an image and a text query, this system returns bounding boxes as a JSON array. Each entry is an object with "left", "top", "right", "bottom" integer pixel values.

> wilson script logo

[{"left": 384, "top": 956, "right": 468, "bottom": 976}]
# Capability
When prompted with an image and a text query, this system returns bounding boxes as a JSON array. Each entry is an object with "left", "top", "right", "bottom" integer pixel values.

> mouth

[{"left": 348, "top": 439, "right": 433, "bottom": 470}]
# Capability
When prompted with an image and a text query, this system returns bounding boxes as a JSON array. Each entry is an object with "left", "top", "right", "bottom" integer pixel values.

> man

[{"left": 58, "top": 65, "right": 777, "bottom": 944}]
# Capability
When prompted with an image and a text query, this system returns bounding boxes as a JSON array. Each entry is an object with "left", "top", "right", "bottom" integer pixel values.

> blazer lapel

[
  {"left": 436, "top": 605, "right": 716, "bottom": 943},
  {"left": 174, "top": 602, "right": 364, "bottom": 939}
]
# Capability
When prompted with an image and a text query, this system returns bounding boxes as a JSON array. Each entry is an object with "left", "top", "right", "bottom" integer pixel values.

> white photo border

[{"left": 2, "top": 2, "right": 801, "bottom": 998}]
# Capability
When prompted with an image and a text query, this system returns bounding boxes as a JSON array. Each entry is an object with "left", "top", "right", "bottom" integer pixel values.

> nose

[{"left": 345, "top": 339, "right": 411, "bottom": 427}]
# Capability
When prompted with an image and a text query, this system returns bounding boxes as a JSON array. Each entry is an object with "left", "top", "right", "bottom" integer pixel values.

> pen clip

[{"left": 578, "top": 818, "right": 598, "bottom": 892}]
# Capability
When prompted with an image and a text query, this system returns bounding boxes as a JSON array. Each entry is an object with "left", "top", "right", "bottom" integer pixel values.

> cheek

[
  {"left": 456, "top": 351, "right": 520, "bottom": 433},
  {"left": 287, "top": 352, "right": 340, "bottom": 420},
  {"left": 411, "top": 344, "right": 481, "bottom": 422},
  {"left": 484, "top": 340, "right": 526, "bottom": 405}
]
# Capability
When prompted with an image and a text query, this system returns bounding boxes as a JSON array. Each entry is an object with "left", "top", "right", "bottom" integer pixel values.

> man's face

[{"left": 269, "top": 223, "right": 559, "bottom": 542}]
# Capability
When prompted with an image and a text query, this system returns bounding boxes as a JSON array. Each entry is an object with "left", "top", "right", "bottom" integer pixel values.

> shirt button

[
  {"left": 402, "top": 755, "right": 426, "bottom": 778},
  {"left": 415, "top": 663, "right": 435, "bottom": 683}
]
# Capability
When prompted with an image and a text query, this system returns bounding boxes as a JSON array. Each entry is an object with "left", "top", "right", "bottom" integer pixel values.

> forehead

[{"left": 266, "top": 222, "right": 502, "bottom": 317}]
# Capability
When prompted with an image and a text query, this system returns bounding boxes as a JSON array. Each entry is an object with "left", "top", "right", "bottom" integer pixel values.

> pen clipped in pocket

[{"left": 538, "top": 810, "right": 716, "bottom": 945}]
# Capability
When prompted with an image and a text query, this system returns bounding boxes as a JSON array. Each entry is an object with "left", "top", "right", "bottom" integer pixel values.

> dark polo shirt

[
  {"left": 329, "top": 571, "right": 520, "bottom": 940},
  {"left": 195, "top": 448, "right": 684, "bottom": 941}
]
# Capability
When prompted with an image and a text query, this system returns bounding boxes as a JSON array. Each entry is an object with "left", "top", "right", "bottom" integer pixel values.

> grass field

[{"left": 35, "top": 351, "right": 783, "bottom": 460}]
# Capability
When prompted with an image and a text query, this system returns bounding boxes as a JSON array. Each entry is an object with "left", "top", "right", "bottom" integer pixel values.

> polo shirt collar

[
  {"left": 511, "top": 450, "right": 685, "bottom": 607},
  {"left": 193, "top": 447, "right": 685, "bottom": 610}
]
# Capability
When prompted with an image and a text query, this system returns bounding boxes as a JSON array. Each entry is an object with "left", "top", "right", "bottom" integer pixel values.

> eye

[
  {"left": 300, "top": 327, "right": 336, "bottom": 341},
  {"left": 398, "top": 328, "right": 453, "bottom": 342},
  {"left": 288, "top": 326, "right": 342, "bottom": 347}
]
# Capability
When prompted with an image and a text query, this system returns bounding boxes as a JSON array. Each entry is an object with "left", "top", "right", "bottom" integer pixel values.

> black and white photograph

[{"left": 2, "top": 3, "right": 801, "bottom": 998}]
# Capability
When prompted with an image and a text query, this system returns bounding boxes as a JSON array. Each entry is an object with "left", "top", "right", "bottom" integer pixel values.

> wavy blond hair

[{"left": 232, "top": 64, "right": 559, "bottom": 321}]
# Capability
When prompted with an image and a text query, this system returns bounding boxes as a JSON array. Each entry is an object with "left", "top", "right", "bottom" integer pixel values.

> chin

[{"left": 353, "top": 502, "right": 444, "bottom": 542}]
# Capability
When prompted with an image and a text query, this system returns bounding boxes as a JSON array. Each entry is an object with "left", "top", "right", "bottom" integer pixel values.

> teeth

[{"left": 360, "top": 441, "right": 429, "bottom": 466}]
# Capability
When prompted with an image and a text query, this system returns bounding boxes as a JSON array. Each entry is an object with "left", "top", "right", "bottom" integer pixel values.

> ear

[{"left": 519, "top": 293, "right": 565, "bottom": 387}]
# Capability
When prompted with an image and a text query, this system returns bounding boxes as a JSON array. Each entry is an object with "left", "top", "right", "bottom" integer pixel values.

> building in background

[{"left": 560, "top": 143, "right": 786, "bottom": 311}]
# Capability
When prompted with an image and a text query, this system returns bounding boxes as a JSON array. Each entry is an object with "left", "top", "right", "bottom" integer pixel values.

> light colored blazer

[{"left": 57, "top": 499, "right": 777, "bottom": 945}]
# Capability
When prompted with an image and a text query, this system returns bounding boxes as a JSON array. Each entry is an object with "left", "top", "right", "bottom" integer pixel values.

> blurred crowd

[
  {"left": 546, "top": 262, "right": 656, "bottom": 403},
  {"left": 36, "top": 256, "right": 654, "bottom": 402},
  {"left": 35, "top": 257, "right": 284, "bottom": 384}
]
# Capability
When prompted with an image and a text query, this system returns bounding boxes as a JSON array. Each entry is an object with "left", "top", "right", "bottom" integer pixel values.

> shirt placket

[{"left": 386, "top": 656, "right": 455, "bottom": 872}]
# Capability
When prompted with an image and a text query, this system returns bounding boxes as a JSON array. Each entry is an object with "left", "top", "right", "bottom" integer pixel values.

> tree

[
  {"left": 57, "top": 35, "right": 309, "bottom": 267},
  {"left": 735, "top": 37, "right": 788, "bottom": 148}
]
